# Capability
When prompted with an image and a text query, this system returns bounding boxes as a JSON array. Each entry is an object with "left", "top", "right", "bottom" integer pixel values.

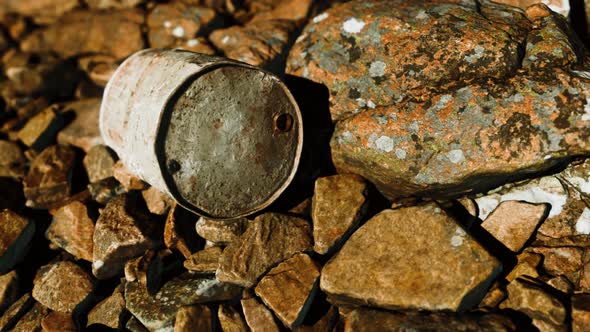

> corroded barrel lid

[{"left": 100, "top": 49, "right": 303, "bottom": 219}]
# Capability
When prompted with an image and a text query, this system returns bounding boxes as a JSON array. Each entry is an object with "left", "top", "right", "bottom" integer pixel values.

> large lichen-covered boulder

[{"left": 287, "top": 0, "right": 590, "bottom": 199}]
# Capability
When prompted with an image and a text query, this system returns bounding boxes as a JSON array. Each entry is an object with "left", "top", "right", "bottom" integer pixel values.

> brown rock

[
  {"left": 479, "top": 282, "right": 507, "bottom": 310},
  {"left": 288, "top": 197, "right": 312, "bottom": 219},
  {"left": 0, "top": 0, "right": 78, "bottom": 24},
  {"left": 46, "top": 201, "right": 95, "bottom": 262},
  {"left": 321, "top": 203, "right": 501, "bottom": 311},
  {"left": 0, "top": 210, "right": 35, "bottom": 274},
  {"left": 344, "top": 308, "right": 516, "bottom": 332},
  {"left": 83, "top": 145, "right": 116, "bottom": 183},
  {"left": 241, "top": 296, "right": 280, "bottom": 332},
  {"left": 86, "top": 285, "right": 126, "bottom": 329},
  {"left": 492, "top": 1, "right": 570, "bottom": 17},
  {"left": 292, "top": 305, "right": 339, "bottom": 332},
  {"left": 481, "top": 201, "right": 548, "bottom": 252},
  {"left": 311, "top": 174, "right": 368, "bottom": 254},
  {"left": 506, "top": 252, "right": 542, "bottom": 282},
  {"left": 175, "top": 37, "right": 217, "bottom": 55},
  {"left": 78, "top": 55, "right": 117, "bottom": 87},
  {"left": 195, "top": 217, "right": 249, "bottom": 245},
  {"left": 23, "top": 145, "right": 75, "bottom": 209},
  {"left": 174, "top": 305, "right": 213, "bottom": 332},
  {"left": 125, "top": 273, "right": 241, "bottom": 331},
  {"left": 88, "top": 177, "right": 125, "bottom": 205},
  {"left": 112, "top": 160, "right": 148, "bottom": 191},
  {"left": 545, "top": 275, "right": 573, "bottom": 294},
  {"left": 529, "top": 246, "right": 584, "bottom": 285},
  {"left": 0, "top": 140, "right": 25, "bottom": 178},
  {"left": 41, "top": 311, "right": 76, "bottom": 332},
  {"left": 124, "top": 250, "right": 164, "bottom": 294},
  {"left": 17, "top": 106, "right": 65, "bottom": 151},
  {"left": 0, "top": 271, "right": 18, "bottom": 313},
  {"left": 86, "top": 0, "right": 145, "bottom": 9},
  {"left": 0, "top": 293, "right": 34, "bottom": 331},
  {"left": 572, "top": 293, "right": 590, "bottom": 332},
  {"left": 164, "top": 203, "right": 200, "bottom": 259},
  {"left": 184, "top": 246, "right": 222, "bottom": 274},
  {"left": 32, "top": 261, "right": 94, "bottom": 313},
  {"left": 56, "top": 98, "right": 103, "bottom": 152},
  {"left": 92, "top": 194, "right": 160, "bottom": 279},
  {"left": 500, "top": 276, "right": 567, "bottom": 332},
  {"left": 141, "top": 187, "right": 173, "bottom": 215},
  {"left": 20, "top": 9, "right": 144, "bottom": 59},
  {"left": 13, "top": 301, "right": 50, "bottom": 331},
  {"left": 255, "top": 253, "right": 320, "bottom": 328},
  {"left": 218, "top": 304, "right": 248, "bottom": 332},
  {"left": 126, "top": 316, "right": 149, "bottom": 332},
  {"left": 248, "top": 0, "right": 313, "bottom": 24},
  {"left": 217, "top": 213, "right": 313, "bottom": 288}
]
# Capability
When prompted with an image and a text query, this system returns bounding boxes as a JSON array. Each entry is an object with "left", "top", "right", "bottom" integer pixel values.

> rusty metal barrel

[{"left": 100, "top": 49, "right": 303, "bottom": 219}]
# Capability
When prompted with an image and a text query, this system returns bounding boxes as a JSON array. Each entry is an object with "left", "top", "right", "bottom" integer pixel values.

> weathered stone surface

[
  {"left": 479, "top": 282, "right": 507, "bottom": 309},
  {"left": 311, "top": 174, "right": 368, "bottom": 254},
  {"left": 195, "top": 217, "right": 249, "bottom": 245},
  {"left": 545, "top": 275, "right": 573, "bottom": 294},
  {"left": 500, "top": 276, "right": 567, "bottom": 332},
  {"left": 344, "top": 308, "right": 516, "bottom": 332},
  {"left": 32, "top": 261, "right": 94, "bottom": 313},
  {"left": 175, "top": 37, "right": 217, "bottom": 54},
  {"left": 78, "top": 54, "right": 117, "bottom": 87},
  {"left": 174, "top": 305, "right": 213, "bottom": 332},
  {"left": 83, "top": 145, "right": 116, "bottom": 183},
  {"left": 164, "top": 203, "right": 199, "bottom": 259},
  {"left": 112, "top": 160, "right": 148, "bottom": 191},
  {"left": 57, "top": 98, "right": 103, "bottom": 152},
  {"left": 255, "top": 253, "right": 320, "bottom": 328},
  {"left": 17, "top": 106, "right": 64, "bottom": 151},
  {"left": 126, "top": 316, "right": 149, "bottom": 332},
  {"left": 321, "top": 203, "right": 501, "bottom": 311},
  {"left": 23, "top": 145, "right": 75, "bottom": 209},
  {"left": 125, "top": 273, "right": 241, "bottom": 331},
  {"left": 124, "top": 249, "right": 164, "bottom": 295},
  {"left": 13, "top": 301, "right": 50, "bottom": 331},
  {"left": 184, "top": 246, "right": 222, "bottom": 274},
  {"left": 528, "top": 246, "right": 584, "bottom": 287},
  {"left": 0, "top": 271, "right": 18, "bottom": 313},
  {"left": 210, "top": 19, "right": 297, "bottom": 70},
  {"left": 86, "top": 0, "right": 145, "bottom": 9},
  {"left": 481, "top": 201, "right": 548, "bottom": 252},
  {"left": 88, "top": 177, "right": 125, "bottom": 205},
  {"left": 248, "top": 0, "right": 313, "bottom": 24},
  {"left": 141, "top": 187, "right": 173, "bottom": 215},
  {"left": 492, "top": 0, "right": 570, "bottom": 18},
  {"left": 506, "top": 252, "right": 542, "bottom": 281},
  {"left": 46, "top": 201, "right": 95, "bottom": 262},
  {"left": 0, "top": 293, "right": 33, "bottom": 331},
  {"left": 41, "top": 311, "right": 76, "bottom": 332},
  {"left": 572, "top": 293, "right": 590, "bottom": 332},
  {"left": 476, "top": 159, "right": 590, "bottom": 247},
  {"left": 0, "top": 0, "right": 78, "bottom": 24},
  {"left": 92, "top": 194, "right": 160, "bottom": 279},
  {"left": 292, "top": 305, "right": 339, "bottom": 332},
  {"left": 217, "top": 213, "right": 313, "bottom": 288},
  {"left": 0, "top": 210, "right": 34, "bottom": 274},
  {"left": 241, "top": 295, "right": 280, "bottom": 332},
  {"left": 0, "top": 140, "right": 25, "bottom": 178},
  {"left": 86, "top": 285, "right": 126, "bottom": 329},
  {"left": 20, "top": 9, "right": 144, "bottom": 59},
  {"left": 218, "top": 304, "right": 248, "bottom": 332}
]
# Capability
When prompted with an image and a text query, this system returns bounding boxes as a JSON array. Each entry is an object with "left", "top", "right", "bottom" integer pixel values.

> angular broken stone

[
  {"left": 344, "top": 308, "right": 516, "bottom": 332},
  {"left": 248, "top": 0, "right": 313, "bottom": 24},
  {"left": 46, "top": 201, "right": 95, "bottom": 261},
  {"left": 23, "top": 145, "right": 75, "bottom": 209},
  {"left": 241, "top": 295, "right": 280, "bottom": 332},
  {"left": 88, "top": 177, "right": 125, "bottom": 205},
  {"left": 218, "top": 304, "right": 248, "bottom": 332},
  {"left": 125, "top": 273, "right": 241, "bottom": 331},
  {"left": 184, "top": 246, "right": 222, "bottom": 274},
  {"left": 0, "top": 140, "right": 25, "bottom": 178},
  {"left": 78, "top": 54, "right": 117, "bottom": 87},
  {"left": 478, "top": 282, "right": 507, "bottom": 310},
  {"left": 311, "top": 174, "right": 368, "bottom": 254},
  {"left": 124, "top": 250, "right": 164, "bottom": 295},
  {"left": 0, "top": 0, "right": 78, "bottom": 24},
  {"left": 12, "top": 301, "right": 50, "bottom": 331},
  {"left": 41, "top": 311, "right": 76, "bottom": 332},
  {"left": 0, "top": 293, "right": 34, "bottom": 331},
  {"left": 493, "top": 0, "right": 570, "bottom": 17},
  {"left": 506, "top": 252, "right": 542, "bottom": 282},
  {"left": 528, "top": 246, "right": 584, "bottom": 286},
  {"left": 164, "top": 203, "right": 200, "bottom": 259},
  {"left": 17, "top": 105, "right": 64, "bottom": 151},
  {"left": 255, "top": 253, "right": 320, "bottom": 328},
  {"left": 32, "top": 261, "right": 94, "bottom": 313},
  {"left": 56, "top": 98, "right": 103, "bottom": 152},
  {"left": 195, "top": 217, "right": 249, "bottom": 245},
  {"left": 174, "top": 305, "right": 213, "bottom": 332},
  {"left": 112, "top": 160, "right": 148, "bottom": 191},
  {"left": 141, "top": 187, "right": 173, "bottom": 215},
  {"left": 0, "top": 271, "right": 18, "bottom": 313},
  {"left": 545, "top": 275, "right": 573, "bottom": 294},
  {"left": 92, "top": 194, "right": 160, "bottom": 279},
  {"left": 500, "top": 276, "right": 567, "bottom": 332},
  {"left": 86, "top": 0, "right": 145, "bottom": 9},
  {"left": 20, "top": 9, "right": 145, "bottom": 59},
  {"left": 481, "top": 201, "right": 548, "bottom": 252},
  {"left": 83, "top": 145, "right": 116, "bottom": 183},
  {"left": 86, "top": 285, "right": 126, "bottom": 329},
  {"left": 217, "top": 213, "right": 313, "bottom": 288},
  {"left": 0, "top": 210, "right": 35, "bottom": 274},
  {"left": 572, "top": 293, "right": 590, "bottom": 332},
  {"left": 321, "top": 203, "right": 501, "bottom": 311}
]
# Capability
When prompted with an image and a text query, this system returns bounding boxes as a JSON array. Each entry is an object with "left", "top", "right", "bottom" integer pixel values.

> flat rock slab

[
  {"left": 46, "top": 201, "right": 95, "bottom": 261},
  {"left": 86, "top": 286, "right": 126, "bottom": 329},
  {"left": 311, "top": 174, "right": 368, "bottom": 255},
  {"left": 32, "top": 261, "right": 94, "bottom": 313},
  {"left": 125, "top": 273, "right": 241, "bottom": 331},
  {"left": 321, "top": 203, "right": 501, "bottom": 311},
  {"left": 255, "top": 253, "right": 321, "bottom": 328},
  {"left": 218, "top": 304, "right": 248, "bottom": 332},
  {"left": 217, "top": 213, "right": 312, "bottom": 288},
  {"left": 0, "top": 210, "right": 34, "bottom": 274},
  {"left": 56, "top": 98, "right": 103, "bottom": 152},
  {"left": 184, "top": 246, "right": 223, "bottom": 274},
  {"left": 241, "top": 296, "right": 280, "bottom": 332},
  {"left": 481, "top": 200, "right": 548, "bottom": 252},
  {"left": 174, "top": 305, "right": 213, "bottom": 332},
  {"left": 195, "top": 217, "right": 249, "bottom": 245},
  {"left": 83, "top": 145, "right": 116, "bottom": 183}
]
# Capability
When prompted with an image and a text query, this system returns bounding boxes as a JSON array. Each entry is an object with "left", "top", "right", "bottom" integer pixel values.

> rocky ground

[{"left": 1, "top": 0, "right": 590, "bottom": 331}]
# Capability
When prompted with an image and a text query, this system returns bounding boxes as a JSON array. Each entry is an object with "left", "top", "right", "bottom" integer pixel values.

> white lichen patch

[
  {"left": 447, "top": 149, "right": 465, "bottom": 164},
  {"left": 465, "top": 45, "right": 485, "bottom": 64},
  {"left": 451, "top": 227, "right": 466, "bottom": 247},
  {"left": 356, "top": 98, "right": 367, "bottom": 107},
  {"left": 416, "top": 10, "right": 429, "bottom": 20},
  {"left": 367, "top": 100, "right": 376, "bottom": 109},
  {"left": 430, "top": 94, "right": 453, "bottom": 111},
  {"left": 338, "top": 131, "right": 355, "bottom": 145},
  {"left": 172, "top": 26, "right": 185, "bottom": 38},
  {"left": 568, "top": 176, "right": 590, "bottom": 194},
  {"left": 342, "top": 18, "right": 365, "bottom": 34},
  {"left": 369, "top": 61, "right": 387, "bottom": 77},
  {"left": 375, "top": 135, "right": 394, "bottom": 152},
  {"left": 395, "top": 148, "right": 407, "bottom": 159},
  {"left": 582, "top": 97, "right": 590, "bottom": 121},
  {"left": 313, "top": 12, "right": 329, "bottom": 23},
  {"left": 576, "top": 208, "right": 590, "bottom": 234}
]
